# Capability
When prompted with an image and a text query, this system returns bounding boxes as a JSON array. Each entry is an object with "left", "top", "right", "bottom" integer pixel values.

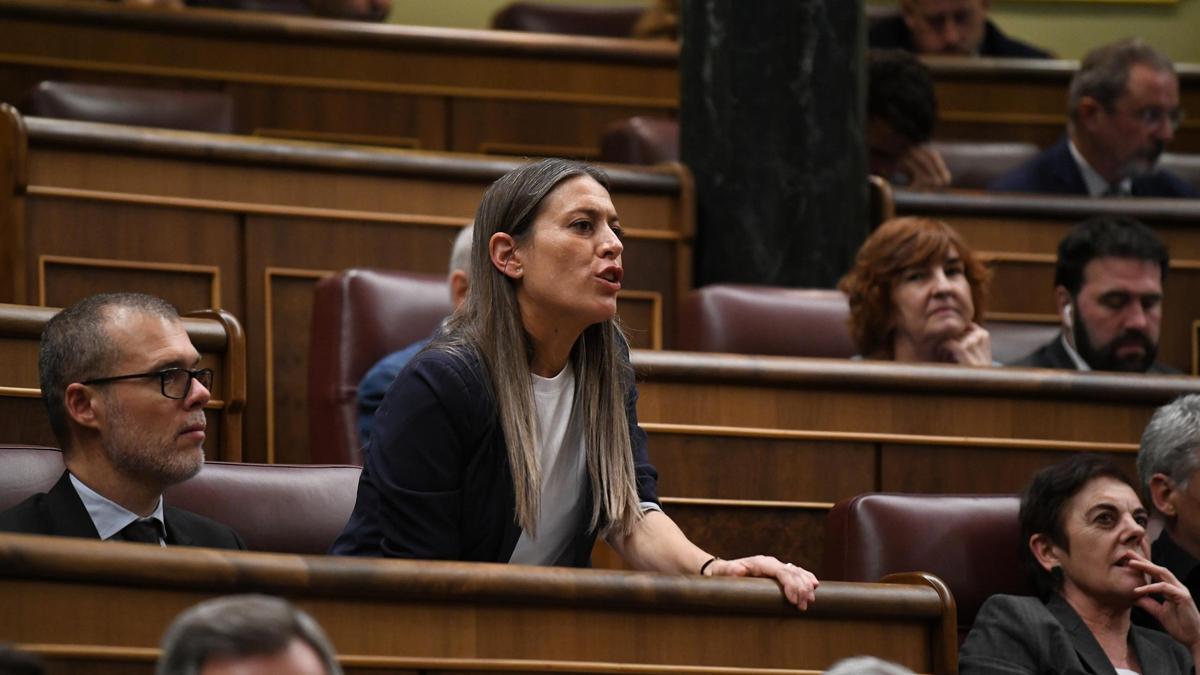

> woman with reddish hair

[{"left": 838, "top": 217, "right": 993, "bottom": 365}]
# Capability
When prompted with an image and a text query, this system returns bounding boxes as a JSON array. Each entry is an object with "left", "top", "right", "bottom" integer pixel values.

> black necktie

[{"left": 118, "top": 518, "right": 163, "bottom": 544}]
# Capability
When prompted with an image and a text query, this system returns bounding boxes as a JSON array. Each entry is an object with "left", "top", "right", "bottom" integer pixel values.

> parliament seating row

[
  {"left": 0, "top": 444, "right": 1011, "bottom": 656},
  {"left": 0, "top": 0, "right": 1197, "bottom": 157},
  {"left": 0, "top": 106, "right": 691, "bottom": 463},
  {"left": 0, "top": 530, "right": 957, "bottom": 674}
]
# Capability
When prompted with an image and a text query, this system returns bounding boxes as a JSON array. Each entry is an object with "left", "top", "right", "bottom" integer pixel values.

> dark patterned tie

[{"left": 118, "top": 518, "right": 163, "bottom": 544}]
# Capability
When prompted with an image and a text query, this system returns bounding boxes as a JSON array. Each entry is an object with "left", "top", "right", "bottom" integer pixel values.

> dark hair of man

[
  {"left": 1053, "top": 215, "right": 1169, "bottom": 297},
  {"left": 156, "top": 594, "right": 342, "bottom": 675},
  {"left": 867, "top": 49, "right": 938, "bottom": 144},
  {"left": 1068, "top": 38, "right": 1175, "bottom": 122},
  {"left": 1019, "top": 454, "right": 1137, "bottom": 600},
  {"left": 39, "top": 292, "right": 180, "bottom": 452}
]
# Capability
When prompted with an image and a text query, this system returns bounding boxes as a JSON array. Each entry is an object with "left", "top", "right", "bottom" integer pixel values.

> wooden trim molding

[
  {"left": 640, "top": 421, "right": 1139, "bottom": 453},
  {"left": 263, "top": 266, "right": 333, "bottom": 464},
  {"left": 618, "top": 289, "right": 663, "bottom": 350},
  {"left": 36, "top": 254, "right": 221, "bottom": 309}
]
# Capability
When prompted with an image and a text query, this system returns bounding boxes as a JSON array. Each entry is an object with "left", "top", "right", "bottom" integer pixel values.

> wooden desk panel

[
  {"left": 1, "top": 3, "right": 1199, "bottom": 158},
  {"left": 894, "top": 190, "right": 1200, "bottom": 372},
  {"left": 0, "top": 111, "right": 692, "bottom": 463},
  {"left": 0, "top": 533, "right": 957, "bottom": 674},
  {"left": 0, "top": 0, "right": 677, "bottom": 158},
  {"left": 633, "top": 351, "right": 1200, "bottom": 445}
]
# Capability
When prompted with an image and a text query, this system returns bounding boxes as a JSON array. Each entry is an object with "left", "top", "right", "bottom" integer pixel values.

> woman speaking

[{"left": 334, "top": 158, "right": 817, "bottom": 608}]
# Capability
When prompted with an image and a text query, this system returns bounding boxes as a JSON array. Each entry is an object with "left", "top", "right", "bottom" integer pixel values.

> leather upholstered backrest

[
  {"left": 164, "top": 461, "right": 360, "bottom": 554},
  {"left": 21, "top": 81, "right": 236, "bottom": 134},
  {"left": 0, "top": 445, "right": 63, "bottom": 512},
  {"left": 491, "top": 2, "right": 644, "bottom": 37},
  {"left": 930, "top": 141, "right": 1040, "bottom": 190},
  {"left": 307, "top": 269, "right": 452, "bottom": 466},
  {"left": 822, "top": 493, "right": 1030, "bottom": 637},
  {"left": 0, "top": 445, "right": 359, "bottom": 554},
  {"left": 600, "top": 116, "right": 679, "bottom": 165},
  {"left": 677, "top": 285, "right": 856, "bottom": 358}
]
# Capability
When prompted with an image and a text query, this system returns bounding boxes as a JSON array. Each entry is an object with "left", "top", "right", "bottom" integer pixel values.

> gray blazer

[{"left": 960, "top": 594, "right": 1193, "bottom": 674}]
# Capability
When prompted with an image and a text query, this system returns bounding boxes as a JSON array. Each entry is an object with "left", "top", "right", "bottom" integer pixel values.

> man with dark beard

[
  {"left": 990, "top": 39, "right": 1196, "bottom": 198},
  {"left": 0, "top": 293, "right": 244, "bottom": 548},
  {"left": 1012, "top": 217, "right": 1177, "bottom": 373}
]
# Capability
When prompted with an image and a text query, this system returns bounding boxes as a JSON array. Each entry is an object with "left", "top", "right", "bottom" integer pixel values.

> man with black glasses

[{"left": 0, "top": 293, "right": 244, "bottom": 548}]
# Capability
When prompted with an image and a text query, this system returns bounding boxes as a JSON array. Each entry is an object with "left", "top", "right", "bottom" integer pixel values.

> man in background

[
  {"left": 867, "top": 49, "right": 951, "bottom": 190},
  {"left": 1011, "top": 217, "right": 1177, "bottom": 373},
  {"left": 157, "top": 594, "right": 341, "bottom": 675},
  {"left": 869, "top": 0, "right": 1050, "bottom": 59},
  {"left": 991, "top": 38, "right": 1195, "bottom": 198}
]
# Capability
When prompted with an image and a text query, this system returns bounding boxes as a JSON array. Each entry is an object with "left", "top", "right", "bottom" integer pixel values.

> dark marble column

[{"left": 681, "top": 0, "right": 866, "bottom": 289}]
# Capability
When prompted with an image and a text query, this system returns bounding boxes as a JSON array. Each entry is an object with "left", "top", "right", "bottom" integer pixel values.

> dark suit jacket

[
  {"left": 989, "top": 136, "right": 1199, "bottom": 197},
  {"left": 960, "top": 594, "right": 1193, "bottom": 674},
  {"left": 0, "top": 471, "right": 246, "bottom": 549},
  {"left": 868, "top": 17, "right": 1050, "bottom": 58},
  {"left": 331, "top": 346, "right": 659, "bottom": 565},
  {"left": 1011, "top": 335, "right": 1180, "bottom": 374}
]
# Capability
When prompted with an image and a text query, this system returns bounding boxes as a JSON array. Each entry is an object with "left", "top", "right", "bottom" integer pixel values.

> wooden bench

[
  {"left": 0, "top": 2, "right": 1198, "bottom": 156},
  {"left": 626, "top": 351, "right": 1200, "bottom": 570},
  {"left": 0, "top": 533, "right": 958, "bottom": 674},
  {"left": 0, "top": 303, "right": 246, "bottom": 461},
  {"left": 0, "top": 108, "right": 693, "bottom": 464},
  {"left": 893, "top": 189, "right": 1200, "bottom": 373}
]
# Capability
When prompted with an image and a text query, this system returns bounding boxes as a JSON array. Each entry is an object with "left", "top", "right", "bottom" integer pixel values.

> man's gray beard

[
  {"left": 101, "top": 396, "right": 204, "bottom": 488},
  {"left": 1119, "top": 141, "right": 1165, "bottom": 180}
]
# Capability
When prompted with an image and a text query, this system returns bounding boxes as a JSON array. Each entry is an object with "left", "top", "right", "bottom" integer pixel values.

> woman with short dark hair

[{"left": 960, "top": 454, "right": 1200, "bottom": 673}]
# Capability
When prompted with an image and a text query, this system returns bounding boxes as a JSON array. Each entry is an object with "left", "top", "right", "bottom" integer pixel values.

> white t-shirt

[{"left": 508, "top": 362, "right": 587, "bottom": 565}]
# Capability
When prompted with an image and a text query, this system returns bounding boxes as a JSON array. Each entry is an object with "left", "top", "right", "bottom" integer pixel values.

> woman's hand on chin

[
  {"left": 939, "top": 323, "right": 992, "bottom": 366},
  {"left": 706, "top": 555, "right": 819, "bottom": 610},
  {"left": 1129, "top": 553, "right": 1200, "bottom": 649}
]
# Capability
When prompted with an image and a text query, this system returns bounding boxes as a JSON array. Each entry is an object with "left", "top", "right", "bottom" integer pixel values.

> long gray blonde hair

[{"left": 434, "top": 158, "right": 642, "bottom": 537}]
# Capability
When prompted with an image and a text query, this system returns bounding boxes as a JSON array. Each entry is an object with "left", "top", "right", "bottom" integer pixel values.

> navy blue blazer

[
  {"left": 0, "top": 471, "right": 246, "bottom": 550},
  {"left": 869, "top": 17, "right": 1050, "bottom": 59},
  {"left": 1010, "top": 336, "right": 1180, "bottom": 374},
  {"left": 331, "top": 346, "right": 659, "bottom": 566},
  {"left": 990, "top": 136, "right": 1199, "bottom": 198}
]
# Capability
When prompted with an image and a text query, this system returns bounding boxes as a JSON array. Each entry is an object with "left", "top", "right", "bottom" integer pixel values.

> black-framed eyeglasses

[{"left": 81, "top": 368, "right": 214, "bottom": 400}]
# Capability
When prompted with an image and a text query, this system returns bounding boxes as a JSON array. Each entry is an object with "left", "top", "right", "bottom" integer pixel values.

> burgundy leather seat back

[
  {"left": 307, "top": 269, "right": 452, "bottom": 465},
  {"left": 165, "top": 461, "right": 360, "bottom": 554},
  {"left": 930, "top": 141, "right": 1040, "bottom": 190},
  {"left": 21, "top": 81, "right": 235, "bottom": 134},
  {"left": 677, "top": 285, "right": 856, "bottom": 358},
  {"left": 0, "top": 445, "right": 63, "bottom": 512},
  {"left": 600, "top": 116, "right": 679, "bottom": 165},
  {"left": 491, "top": 2, "right": 644, "bottom": 37},
  {"left": 0, "top": 445, "right": 359, "bottom": 554},
  {"left": 823, "top": 493, "right": 1031, "bottom": 635}
]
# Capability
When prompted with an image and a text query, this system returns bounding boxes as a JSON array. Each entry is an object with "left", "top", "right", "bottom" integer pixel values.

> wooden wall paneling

[
  {"left": 229, "top": 84, "right": 445, "bottom": 150},
  {"left": 22, "top": 195, "right": 243, "bottom": 314},
  {"left": 663, "top": 498, "right": 831, "bottom": 574},
  {"left": 879, "top": 441, "right": 1138, "bottom": 494},
  {"left": 0, "top": 533, "right": 955, "bottom": 674},
  {"left": 449, "top": 98, "right": 668, "bottom": 158},
  {"left": 0, "top": 104, "right": 26, "bottom": 303},
  {"left": 633, "top": 351, "right": 1200, "bottom": 446},
  {"left": 37, "top": 254, "right": 219, "bottom": 313}
]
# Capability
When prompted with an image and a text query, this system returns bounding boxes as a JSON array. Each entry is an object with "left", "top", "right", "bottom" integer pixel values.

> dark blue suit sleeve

[
  {"left": 369, "top": 350, "right": 482, "bottom": 560},
  {"left": 356, "top": 339, "right": 429, "bottom": 447},
  {"left": 625, "top": 378, "right": 659, "bottom": 506}
]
